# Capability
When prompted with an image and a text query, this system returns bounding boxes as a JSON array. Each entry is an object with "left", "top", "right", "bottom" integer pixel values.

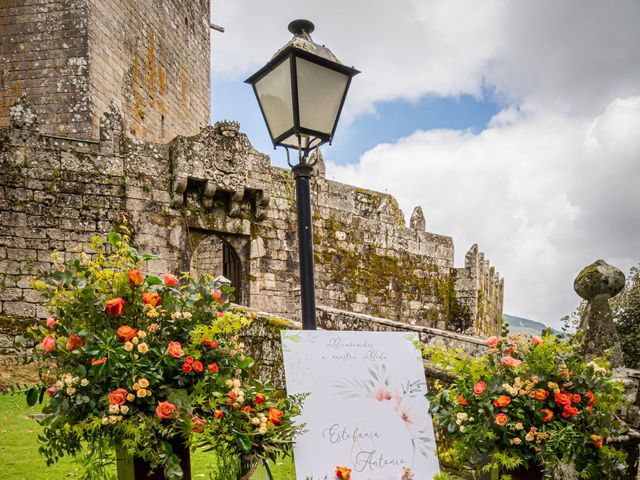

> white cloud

[{"left": 327, "top": 97, "right": 640, "bottom": 326}]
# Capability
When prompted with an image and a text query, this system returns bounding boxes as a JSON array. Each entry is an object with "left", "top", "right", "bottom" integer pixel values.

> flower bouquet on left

[{"left": 14, "top": 230, "right": 303, "bottom": 479}]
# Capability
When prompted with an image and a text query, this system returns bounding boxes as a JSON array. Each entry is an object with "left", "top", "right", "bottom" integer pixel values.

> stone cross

[{"left": 574, "top": 259, "right": 626, "bottom": 367}]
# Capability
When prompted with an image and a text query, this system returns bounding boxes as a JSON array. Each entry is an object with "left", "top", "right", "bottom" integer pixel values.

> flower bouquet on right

[{"left": 426, "top": 332, "right": 629, "bottom": 479}]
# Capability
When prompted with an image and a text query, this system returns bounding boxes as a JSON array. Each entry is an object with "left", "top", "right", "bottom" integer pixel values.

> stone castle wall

[
  {"left": 0, "top": 99, "right": 503, "bottom": 352},
  {"left": 0, "top": 0, "right": 210, "bottom": 142}
]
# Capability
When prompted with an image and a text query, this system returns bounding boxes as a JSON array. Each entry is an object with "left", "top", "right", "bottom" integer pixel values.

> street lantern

[{"left": 246, "top": 19, "right": 359, "bottom": 330}]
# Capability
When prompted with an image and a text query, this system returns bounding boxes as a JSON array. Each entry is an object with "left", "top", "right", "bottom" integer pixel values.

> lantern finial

[{"left": 288, "top": 19, "right": 315, "bottom": 36}]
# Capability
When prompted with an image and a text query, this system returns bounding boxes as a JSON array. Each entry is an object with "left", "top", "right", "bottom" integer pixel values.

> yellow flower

[
  {"left": 137, "top": 343, "right": 149, "bottom": 354},
  {"left": 132, "top": 337, "right": 139, "bottom": 345},
  {"left": 126, "top": 393, "right": 135, "bottom": 402},
  {"left": 133, "top": 382, "right": 140, "bottom": 391},
  {"left": 137, "top": 389, "right": 147, "bottom": 398},
  {"left": 515, "top": 423, "right": 524, "bottom": 430},
  {"left": 138, "top": 331, "right": 146, "bottom": 339},
  {"left": 124, "top": 342, "right": 134, "bottom": 352},
  {"left": 120, "top": 406, "right": 129, "bottom": 414},
  {"left": 183, "top": 312, "right": 192, "bottom": 320},
  {"left": 512, "top": 438, "right": 522, "bottom": 445},
  {"left": 139, "top": 378, "right": 149, "bottom": 388}
]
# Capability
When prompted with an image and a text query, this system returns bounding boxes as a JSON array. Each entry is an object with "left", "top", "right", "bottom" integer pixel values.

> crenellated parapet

[{"left": 452, "top": 244, "right": 504, "bottom": 337}]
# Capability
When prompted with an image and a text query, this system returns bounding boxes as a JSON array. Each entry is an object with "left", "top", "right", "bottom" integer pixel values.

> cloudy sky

[{"left": 210, "top": 0, "right": 640, "bottom": 328}]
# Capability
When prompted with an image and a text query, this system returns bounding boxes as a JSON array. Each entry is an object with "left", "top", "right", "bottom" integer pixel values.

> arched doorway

[{"left": 189, "top": 233, "right": 246, "bottom": 304}]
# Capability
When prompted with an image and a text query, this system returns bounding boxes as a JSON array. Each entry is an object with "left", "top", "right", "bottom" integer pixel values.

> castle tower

[{"left": 0, "top": 0, "right": 210, "bottom": 142}]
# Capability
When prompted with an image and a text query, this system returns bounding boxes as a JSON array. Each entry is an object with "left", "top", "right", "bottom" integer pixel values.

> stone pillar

[{"left": 574, "top": 259, "right": 626, "bottom": 367}]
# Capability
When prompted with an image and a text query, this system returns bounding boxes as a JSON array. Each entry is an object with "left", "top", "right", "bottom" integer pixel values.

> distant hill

[{"left": 504, "top": 314, "right": 562, "bottom": 336}]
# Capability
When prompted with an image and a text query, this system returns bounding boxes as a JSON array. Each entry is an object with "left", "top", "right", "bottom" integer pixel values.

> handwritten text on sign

[{"left": 281, "top": 331, "right": 440, "bottom": 480}]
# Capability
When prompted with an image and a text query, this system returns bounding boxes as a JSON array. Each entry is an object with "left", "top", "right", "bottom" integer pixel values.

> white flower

[
  {"left": 101, "top": 417, "right": 109, "bottom": 425},
  {"left": 66, "top": 386, "right": 76, "bottom": 395},
  {"left": 232, "top": 379, "right": 241, "bottom": 388},
  {"left": 109, "top": 404, "right": 120, "bottom": 414},
  {"left": 251, "top": 418, "right": 260, "bottom": 425},
  {"left": 258, "top": 427, "right": 267, "bottom": 434},
  {"left": 120, "top": 406, "right": 129, "bottom": 414},
  {"left": 80, "top": 378, "right": 89, "bottom": 387}
]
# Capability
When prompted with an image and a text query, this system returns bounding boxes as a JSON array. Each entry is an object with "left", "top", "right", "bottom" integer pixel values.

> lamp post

[{"left": 246, "top": 19, "right": 359, "bottom": 330}]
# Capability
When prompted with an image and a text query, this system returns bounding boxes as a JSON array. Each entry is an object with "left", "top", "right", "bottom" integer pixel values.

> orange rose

[
  {"left": 494, "top": 413, "right": 509, "bottom": 426},
  {"left": 555, "top": 392, "right": 572, "bottom": 407},
  {"left": 211, "top": 288, "right": 222, "bottom": 303},
  {"left": 193, "top": 361, "right": 203, "bottom": 373},
  {"left": 117, "top": 325, "right": 138, "bottom": 342},
  {"left": 531, "top": 389, "right": 550, "bottom": 401},
  {"left": 541, "top": 408, "right": 554, "bottom": 423},
  {"left": 142, "top": 292, "right": 162, "bottom": 307},
  {"left": 192, "top": 416, "right": 205, "bottom": 433},
  {"left": 108, "top": 388, "right": 128, "bottom": 405},
  {"left": 128, "top": 269, "right": 143, "bottom": 286},
  {"left": 155, "top": 400, "right": 177, "bottom": 419},
  {"left": 501, "top": 356, "right": 522, "bottom": 368},
  {"left": 163, "top": 273, "right": 178, "bottom": 287},
  {"left": 41, "top": 335, "right": 56, "bottom": 353},
  {"left": 562, "top": 405, "right": 579, "bottom": 418},
  {"left": 572, "top": 394, "right": 582, "bottom": 404},
  {"left": 208, "top": 362, "right": 219, "bottom": 374},
  {"left": 167, "top": 341, "right": 184, "bottom": 358},
  {"left": 46, "top": 317, "right": 57, "bottom": 329},
  {"left": 241, "top": 405, "right": 254, "bottom": 413},
  {"left": 486, "top": 336, "right": 500, "bottom": 348},
  {"left": 591, "top": 434, "right": 604, "bottom": 448},
  {"left": 65, "top": 333, "right": 84, "bottom": 351},
  {"left": 105, "top": 298, "right": 125, "bottom": 316},
  {"left": 458, "top": 394, "right": 470, "bottom": 406},
  {"left": 91, "top": 356, "right": 107, "bottom": 366},
  {"left": 493, "top": 395, "right": 512, "bottom": 408},
  {"left": 335, "top": 466, "right": 352, "bottom": 479},
  {"left": 214, "top": 409, "right": 224, "bottom": 420},
  {"left": 531, "top": 335, "right": 543, "bottom": 345},
  {"left": 268, "top": 407, "right": 284, "bottom": 425},
  {"left": 473, "top": 381, "right": 487, "bottom": 397}
]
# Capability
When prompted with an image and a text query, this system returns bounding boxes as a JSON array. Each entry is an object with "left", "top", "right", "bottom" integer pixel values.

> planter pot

[
  {"left": 116, "top": 438, "right": 192, "bottom": 480},
  {"left": 238, "top": 454, "right": 259, "bottom": 480},
  {"left": 480, "top": 461, "right": 544, "bottom": 480}
]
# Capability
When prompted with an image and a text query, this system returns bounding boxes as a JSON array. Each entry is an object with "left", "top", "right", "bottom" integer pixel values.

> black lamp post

[{"left": 246, "top": 19, "right": 359, "bottom": 330}]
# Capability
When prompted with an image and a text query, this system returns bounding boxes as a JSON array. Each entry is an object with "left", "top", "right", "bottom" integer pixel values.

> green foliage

[
  {"left": 612, "top": 264, "right": 640, "bottom": 368},
  {"left": 13, "top": 230, "right": 303, "bottom": 479},
  {"left": 425, "top": 333, "right": 628, "bottom": 479}
]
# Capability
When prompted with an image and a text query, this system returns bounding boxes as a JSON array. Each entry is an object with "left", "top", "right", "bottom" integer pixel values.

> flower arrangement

[
  {"left": 426, "top": 331, "right": 628, "bottom": 478},
  {"left": 21, "top": 229, "right": 303, "bottom": 479}
]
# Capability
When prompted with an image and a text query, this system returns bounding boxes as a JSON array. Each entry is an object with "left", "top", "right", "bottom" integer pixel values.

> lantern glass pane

[
  {"left": 254, "top": 58, "right": 294, "bottom": 140},
  {"left": 279, "top": 133, "right": 324, "bottom": 150},
  {"left": 296, "top": 57, "right": 349, "bottom": 135}
]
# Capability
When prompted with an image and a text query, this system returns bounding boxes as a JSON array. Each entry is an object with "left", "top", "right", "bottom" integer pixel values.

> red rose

[
  {"left": 117, "top": 325, "right": 138, "bottom": 342},
  {"left": 486, "top": 336, "right": 500, "bottom": 348},
  {"left": 494, "top": 413, "right": 509, "bottom": 426},
  {"left": 167, "top": 341, "right": 184, "bottom": 358},
  {"left": 206, "top": 339, "right": 219, "bottom": 349},
  {"left": 268, "top": 407, "right": 283, "bottom": 425},
  {"left": 458, "top": 394, "right": 470, "bottom": 406},
  {"left": 142, "top": 292, "right": 162, "bottom": 307},
  {"left": 241, "top": 405, "right": 254, "bottom": 413},
  {"left": 105, "top": 298, "right": 125, "bottom": 316},
  {"left": 493, "top": 395, "right": 512, "bottom": 408},
  {"left": 555, "top": 392, "right": 572, "bottom": 407},
  {"left": 214, "top": 409, "right": 224, "bottom": 420},
  {"left": 163, "top": 273, "right": 179, "bottom": 287},
  {"left": 65, "top": 333, "right": 84, "bottom": 351},
  {"left": 562, "top": 405, "right": 579, "bottom": 418},
  {"left": 182, "top": 363, "right": 193, "bottom": 373},
  {"left": 109, "top": 388, "right": 128, "bottom": 405},
  {"left": 473, "top": 381, "right": 487, "bottom": 397},
  {"left": 185, "top": 356, "right": 194, "bottom": 365},
  {"left": 128, "top": 269, "right": 143, "bottom": 286},
  {"left": 572, "top": 394, "right": 582, "bottom": 404},
  {"left": 541, "top": 408, "right": 554, "bottom": 423},
  {"left": 192, "top": 416, "right": 205, "bottom": 433},
  {"left": 228, "top": 391, "right": 238, "bottom": 401},
  {"left": 41, "top": 335, "right": 56, "bottom": 353},
  {"left": 155, "top": 401, "right": 177, "bottom": 419},
  {"left": 193, "top": 361, "right": 203, "bottom": 373},
  {"left": 208, "top": 362, "right": 219, "bottom": 374},
  {"left": 335, "top": 466, "right": 352, "bottom": 479},
  {"left": 591, "top": 434, "right": 604, "bottom": 448}
]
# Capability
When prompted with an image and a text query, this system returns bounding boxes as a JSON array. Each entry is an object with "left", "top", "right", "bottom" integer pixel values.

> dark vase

[
  {"left": 116, "top": 438, "right": 192, "bottom": 480},
  {"left": 480, "top": 462, "right": 544, "bottom": 480},
  {"left": 238, "top": 454, "right": 259, "bottom": 480}
]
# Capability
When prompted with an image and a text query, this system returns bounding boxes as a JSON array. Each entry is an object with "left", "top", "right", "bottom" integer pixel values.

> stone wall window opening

[{"left": 222, "top": 240, "right": 242, "bottom": 304}]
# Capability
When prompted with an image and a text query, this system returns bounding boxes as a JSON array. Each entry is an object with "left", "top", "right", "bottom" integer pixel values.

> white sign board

[{"left": 281, "top": 330, "right": 440, "bottom": 480}]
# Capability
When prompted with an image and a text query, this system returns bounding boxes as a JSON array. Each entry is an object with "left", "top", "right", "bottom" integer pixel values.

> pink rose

[
  {"left": 473, "top": 381, "right": 487, "bottom": 397},
  {"left": 531, "top": 335, "right": 543, "bottom": 346},
  {"left": 46, "top": 386, "right": 58, "bottom": 397},
  {"left": 486, "top": 336, "right": 500, "bottom": 348},
  {"left": 501, "top": 356, "right": 522, "bottom": 368},
  {"left": 167, "top": 341, "right": 184, "bottom": 358},
  {"left": 46, "top": 317, "right": 57, "bottom": 329},
  {"left": 41, "top": 335, "right": 56, "bottom": 353},
  {"left": 163, "top": 274, "right": 179, "bottom": 287}
]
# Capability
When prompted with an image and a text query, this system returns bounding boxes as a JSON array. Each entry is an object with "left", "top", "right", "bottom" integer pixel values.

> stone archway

[{"left": 189, "top": 233, "right": 247, "bottom": 304}]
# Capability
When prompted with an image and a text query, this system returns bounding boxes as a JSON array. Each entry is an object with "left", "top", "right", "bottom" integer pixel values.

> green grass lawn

[{"left": 0, "top": 394, "right": 296, "bottom": 479}]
